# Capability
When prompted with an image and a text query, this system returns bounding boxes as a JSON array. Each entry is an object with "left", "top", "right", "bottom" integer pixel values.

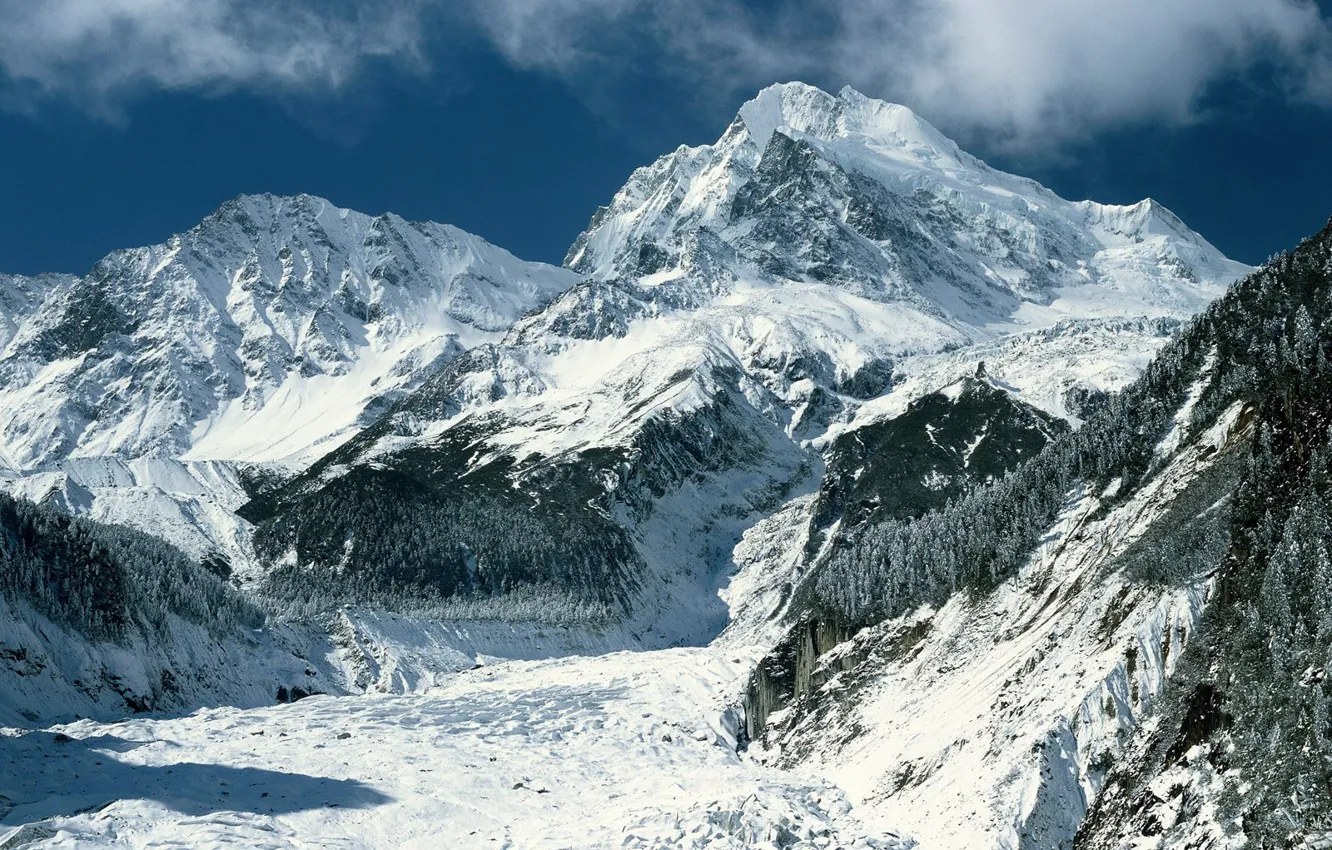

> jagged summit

[
  {"left": 733, "top": 84, "right": 1204, "bottom": 245},
  {"left": 189, "top": 192, "right": 526, "bottom": 277},
  {"left": 0, "top": 84, "right": 1251, "bottom": 637},
  {"left": 736, "top": 82, "right": 964, "bottom": 168}
]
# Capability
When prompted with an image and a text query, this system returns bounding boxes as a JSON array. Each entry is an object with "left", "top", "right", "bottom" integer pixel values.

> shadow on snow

[{"left": 0, "top": 730, "right": 391, "bottom": 828}]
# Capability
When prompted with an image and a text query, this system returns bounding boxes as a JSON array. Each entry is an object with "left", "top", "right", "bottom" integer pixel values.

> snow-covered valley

[
  {"left": 0, "top": 380, "right": 1251, "bottom": 849},
  {"left": 1, "top": 648, "right": 910, "bottom": 850}
]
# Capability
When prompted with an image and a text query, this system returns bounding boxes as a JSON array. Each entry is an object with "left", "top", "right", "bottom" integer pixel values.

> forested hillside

[
  {"left": 803, "top": 225, "right": 1332, "bottom": 629},
  {"left": 1078, "top": 224, "right": 1332, "bottom": 847},
  {"left": 759, "top": 218, "right": 1332, "bottom": 848},
  {"left": 810, "top": 372, "right": 1068, "bottom": 535},
  {"left": 0, "top": 491, "right": 318, "bottom": 724},
  {"left": 0, "top": 491, "right": 262, "bottom": 642}
]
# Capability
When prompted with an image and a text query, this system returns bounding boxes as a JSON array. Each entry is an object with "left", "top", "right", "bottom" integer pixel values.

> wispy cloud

[
  {"left": 0, "top": 0, "right": 430, "bottom": 117},
  {"left": 464, "top": 0, "right": 1332, "bottom": 148},
  {"left": 3, "top": 0, "right": 1331, "bottom": 148},
  {"left": 831, "top": 0, "right": 1332, "bottom": 147}
]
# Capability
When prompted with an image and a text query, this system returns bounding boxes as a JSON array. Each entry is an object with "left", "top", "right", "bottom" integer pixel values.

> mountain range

[
  {"left": 0, "top": 83, "right": 1245, "bottom": 634},
  {"left": 5, "top": 82, "right": 1322, "bottom": 849}
]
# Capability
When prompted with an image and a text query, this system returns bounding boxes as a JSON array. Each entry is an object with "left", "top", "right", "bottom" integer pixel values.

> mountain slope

[
  {"left": 0, "top": 489, "right": 322, "bottom": 725},
  {"left": 811, "top": 370, "right": 1069, "bottom": 534},
  {"left": 747, "top": 219, "right": 1332, "bottom": 849},
  {"left": 567, "top": 83, "right": 1243, "bottom": 331},
  {"left": 1078, "top": 225, "right": 1332, "bottom": 849},
  {"left": 0, "top": 195, "right": 579, "bottom": 577}
]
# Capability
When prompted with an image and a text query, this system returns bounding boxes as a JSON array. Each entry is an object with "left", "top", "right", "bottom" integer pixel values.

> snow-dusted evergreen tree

[
  {"left": 1074, "top": 221, "right": 1332, "bottom": 847},
  {"left": 0, "top": 492, "right": 262, "bottom": 642}
]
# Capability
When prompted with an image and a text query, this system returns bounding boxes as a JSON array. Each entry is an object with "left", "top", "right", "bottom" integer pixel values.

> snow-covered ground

[
  {"left": 0, "top": 381, "right": 1251, "bottom": 850},
  {"left": 0, "top": 396, "right": 1250, "bottom": 849},
  {"left": 0, "top": 475, "right": 904, "bottom": 849},
  {"left": 0, "top": 457, "right": 264, "bottom": 583},
  {"left": 0, "top": 454, "right": 902, "bottom": 849},
  {"left": 0, "top": 649, "right": 906, "bottom": 850}
]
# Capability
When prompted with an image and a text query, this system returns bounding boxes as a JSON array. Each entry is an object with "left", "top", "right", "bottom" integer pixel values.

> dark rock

[
  {"left": 836, "top": 358, "right": 895, "bottom": 400},
  {"left": 1165, "top": 684, "right": 1232, "bottom": 765}
]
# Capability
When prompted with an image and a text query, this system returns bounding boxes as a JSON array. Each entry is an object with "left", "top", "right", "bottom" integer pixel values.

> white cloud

[
  {"left": 3, "top": 0, "right": 1331, "bottom": 147},
  {"left": 463, "top": 0, "right": 1332, "bottom": 148},
  {"left": 0, "top": 0, "right": 430, "bottom": 115},
  {"left": 832, "top": 0, "right": 1332, "bottom": 146},
  {"left": 461, "top": 0, "right": 799, "bottom": 99}
]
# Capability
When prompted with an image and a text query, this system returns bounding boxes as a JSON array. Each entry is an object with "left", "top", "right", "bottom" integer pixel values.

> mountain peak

[
  {"left": 1075, "top": 195, "right": 1217, "bottom": 252},
  {"left": 735, "top": 82, "right": 961, "bottom": 166},
  {"left": 194, "top": 193, "right": 354, "bottom": 244},
  {"left": 212, "top": 191, "right": 346, "bottom": 221},
  {"left": 735, "top": 81, "right": 841, "bottom": 149},
  {"left": 0, "top": 194, "right": 580, "bottom": 471},
  {"left": 565, "top": 78, "right": 1247, "bottom": 325}
]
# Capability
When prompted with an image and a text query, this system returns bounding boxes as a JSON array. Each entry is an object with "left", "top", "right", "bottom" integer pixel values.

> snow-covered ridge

[
  {"left": 1, "top": 456, "right": 261, "bottom": 581},
  {"left": 568, "top": 81, "right": 1246, "bottom": 332},
  {"left": 0, "top": 193, "right": 579, "bottom": 471},
  {"left": 757, "top": 392, "right": 1252, "bottom": 850},
  {"left": 0, "top": 195, "right": 580, "bottom": 581}
]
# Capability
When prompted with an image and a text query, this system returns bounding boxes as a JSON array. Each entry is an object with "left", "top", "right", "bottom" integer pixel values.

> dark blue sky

[{"left": 3, "top": 4, "right": 1332, "bottom": 275}]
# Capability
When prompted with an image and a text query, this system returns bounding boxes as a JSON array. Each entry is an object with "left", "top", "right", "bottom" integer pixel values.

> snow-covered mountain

[
  {"left": 0, "top": 193, "right": 578, "bottom": 470},
  {"left": 240, "top": 83, "right": 1248, "bottom": 639},
  {"left": 568, "top": 84, "right": 1239, "bottom": 328},
  {"left": 0, "top": 82, "right": 1249, "bottom": 660},
  {"left": 0, "top": 194, "right": 579, "bottom": 574},
  {"left": 743, "top": 222, "right": 1332, "bottom": 849}
]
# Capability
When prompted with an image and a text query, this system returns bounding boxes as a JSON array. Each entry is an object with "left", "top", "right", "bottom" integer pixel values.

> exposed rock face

[
  {"left": 753, "top": 400, "right": 1250, "bottom": 849},
  {"left": 744, "top": 617, "right": 859, "bottom": 742},
  {"left": 566, "top": 82, "right": 1244, "bottom": 330},
  {"left": 812, "top": 374, "right": 1068, "bottom": 534}
]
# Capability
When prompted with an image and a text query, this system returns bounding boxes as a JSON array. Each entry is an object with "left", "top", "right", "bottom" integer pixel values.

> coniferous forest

[
  {"left": 788, "top": 220, "right": 1332, "bottom": 844},
  {"left": 0, "top": 491, "right": 262, "bottom": 642}
]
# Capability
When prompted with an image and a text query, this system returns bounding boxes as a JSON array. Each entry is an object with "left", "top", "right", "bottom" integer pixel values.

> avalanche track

[{"left": 0, "top": 649, "right": 904, "bottom": 850}]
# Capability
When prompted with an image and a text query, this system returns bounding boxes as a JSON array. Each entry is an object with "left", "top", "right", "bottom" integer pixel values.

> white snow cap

[{"left": 737, "top": 82, "right": 963, "bottom": 166}]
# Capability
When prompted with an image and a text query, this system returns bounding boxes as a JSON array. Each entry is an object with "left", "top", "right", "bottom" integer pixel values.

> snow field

[{"left": 2, "top": 649, "right": 906, "bottom": 850}]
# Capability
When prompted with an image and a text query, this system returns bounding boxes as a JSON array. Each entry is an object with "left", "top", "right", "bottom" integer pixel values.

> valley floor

[{"left": 0, "top": 648, "right": 904, "bottom": 850}]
